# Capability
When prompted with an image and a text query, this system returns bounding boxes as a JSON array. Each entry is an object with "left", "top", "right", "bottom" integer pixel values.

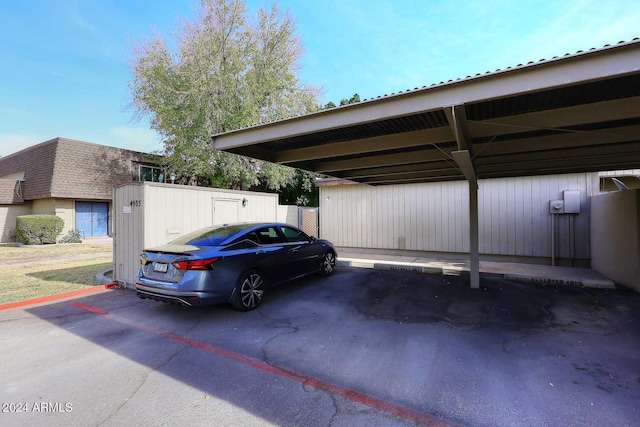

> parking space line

[{"left": 69, "top": 301, "right": 457, "bottom": 427}]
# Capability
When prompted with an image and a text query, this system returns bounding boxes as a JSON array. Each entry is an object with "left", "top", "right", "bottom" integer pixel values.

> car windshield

[{"left": 170, "top": 225, "right": 248, "bottom": 246}]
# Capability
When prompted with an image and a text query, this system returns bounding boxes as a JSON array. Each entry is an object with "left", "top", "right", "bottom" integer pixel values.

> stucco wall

[
  {"left": 32, "top": 198, "right": 75, "bottom": 237},
  {"left": 591, "top": 190, "right": 640, "bottom": 291},
  {"left": 0, "top": 203, "right": 32, "bottom": 242}
]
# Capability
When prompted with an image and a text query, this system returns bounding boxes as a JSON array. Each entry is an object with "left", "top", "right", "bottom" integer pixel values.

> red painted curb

[
  {"left": 70, "top": 302, "right": 458, "bottom": 427},
  {"left": 0, "top": 284, "right": 116, "bottom": 311}
]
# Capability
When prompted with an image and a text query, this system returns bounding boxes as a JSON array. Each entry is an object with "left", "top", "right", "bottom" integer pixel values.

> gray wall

[
  {"left": 591, "top": 189, "right": 640, "bottom": 291},
  {"left": 320, "top": 173, "right": 598, "bottom": 264}
]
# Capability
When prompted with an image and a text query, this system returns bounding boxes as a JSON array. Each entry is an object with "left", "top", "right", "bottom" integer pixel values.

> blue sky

[{"left": 1, "top": 0, "right": 638, "bottom": 156}]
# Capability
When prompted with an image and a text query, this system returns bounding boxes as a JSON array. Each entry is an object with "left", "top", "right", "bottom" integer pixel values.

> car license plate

[{"left": 153, "top": 262, "right": 168, "bottom": 273}]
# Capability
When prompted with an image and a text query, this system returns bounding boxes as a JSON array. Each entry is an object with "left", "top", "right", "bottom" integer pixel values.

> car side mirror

[{"left": 309, "top": 236, "right": 317, "bottom": 243}]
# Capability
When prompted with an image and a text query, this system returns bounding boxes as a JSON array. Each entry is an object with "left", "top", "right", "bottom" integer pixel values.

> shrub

[
  {"left": 58, "top": 229, "right": 83, "bottom": 244},
  {"left": 15, "top": 215, "right": 64, "bottom": 245}
]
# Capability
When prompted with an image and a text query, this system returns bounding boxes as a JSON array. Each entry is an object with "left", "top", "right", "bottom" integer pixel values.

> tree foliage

[
  {"left": 322, "top": 93, "right": 360, "bottom": 110},
  {"left": 129, "top": 0, "right": 320, "bottom": 190},
  {"left": 340, "top": 93, "right": 361, "bottom": 106}
]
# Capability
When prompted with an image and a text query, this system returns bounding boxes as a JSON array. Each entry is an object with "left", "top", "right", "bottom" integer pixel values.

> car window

[
  {"left": 254, "top": 227, "right": 284, "bottom": 245},
  {"left": 280, "top": 226, "right": 310, "bottom": 243},
  {"left": 170, "top": 225, "right": 245, "bottom": 246},
  {"left": 224, "top": 238, "right": 259, "bottom": 250},
  {"left": 245, "top": 231, "right": 260, "bottom": 245}
]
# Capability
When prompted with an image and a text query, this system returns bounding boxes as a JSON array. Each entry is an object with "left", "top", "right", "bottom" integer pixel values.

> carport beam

[{"left": 469, "top": 180, "right": 480, "bottom": 289}]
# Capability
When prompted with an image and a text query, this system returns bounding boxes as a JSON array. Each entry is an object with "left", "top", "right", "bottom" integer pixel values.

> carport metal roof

[{"left": 212, "top": 38, "right": 640, "bottom": 288}]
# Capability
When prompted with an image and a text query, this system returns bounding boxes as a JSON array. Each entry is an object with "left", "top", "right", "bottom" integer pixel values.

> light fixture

[
  {"left": 170, "top": 173, "right": 176, "bottom": 184},
  {"left": 242, "top": 198, "right": 248, "bottom": 207}
]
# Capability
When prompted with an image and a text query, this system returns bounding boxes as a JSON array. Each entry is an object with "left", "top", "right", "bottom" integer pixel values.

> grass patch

[
  {"left": 0, "top": 257, "right": 112, "bottom": 304},
  {"left": 0, "top": 244, "right": 111, "bottom": 263}
]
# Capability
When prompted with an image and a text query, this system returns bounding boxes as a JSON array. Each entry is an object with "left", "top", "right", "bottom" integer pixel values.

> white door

[{"left": 213, "top": 199, "right": 239, "bottom": 225}]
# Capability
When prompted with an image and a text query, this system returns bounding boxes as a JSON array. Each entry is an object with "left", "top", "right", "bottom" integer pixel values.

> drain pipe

[{"left": 551, "top": 213, "right": 556, "bottom": 266}]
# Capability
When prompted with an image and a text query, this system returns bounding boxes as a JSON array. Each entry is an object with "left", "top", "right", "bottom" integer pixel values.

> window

[
  {"left": 280, "top": 226, "right": 309, "bottom": 243},
  {"left": 254, "top": 227, "right": 284, "bottom": 245},
  {"left": 170, "top": 225, "right": 246, "bottom": 246},
  {"left": 139, "top": 165, "right": 165, "bottom": 182}
]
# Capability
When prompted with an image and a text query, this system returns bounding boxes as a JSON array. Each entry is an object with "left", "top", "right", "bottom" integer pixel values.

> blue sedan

[{"left": 136, "top": 223, "right": 337, "bottom": 310}]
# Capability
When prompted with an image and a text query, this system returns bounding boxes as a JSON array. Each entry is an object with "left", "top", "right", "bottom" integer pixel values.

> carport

[{"left": 212, "top": 39, "right": 640, "bottom": 288}]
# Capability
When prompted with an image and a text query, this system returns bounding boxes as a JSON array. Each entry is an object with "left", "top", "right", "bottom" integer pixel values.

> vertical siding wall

[
  {"left": 113, "top": 183, "right": 145, "bottom": 287},
  {"left": 320, "top": 173, "right": 596, "bottom": 260},
  {"left": 277, "top": 205, "right": 299, "bottom": 226},
  {"left": 591, "top": 189, "right": 640, "bottom": 291},
  {"left": 141, "top": 183, "right": 278, "bottom": 247},
  {"left": 113, "top": 182, "right": 279, "bottom": 286}
]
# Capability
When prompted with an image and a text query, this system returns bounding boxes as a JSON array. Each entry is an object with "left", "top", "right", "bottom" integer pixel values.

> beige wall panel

[
  {"left": 53, "top": 199, "right": 74, "bottom": 237},
  {"left": 31, "top": 198, "right": 55, "bottom": 215},
  {"left": 113, "top": 183, "right": 145, "bottom": 286},
  {"left": 213, "top": 198, "right": 240, "bottom": 224},
  {"left": 591, "top": 189, "right": 639, "bottom": 291},
  {"left": 321, "top": 181, "right": 468, "bottom": 252},
  {"left": 320, "top": 173, "right": 595, "bottom": 261},
  {"left": 0, "top": 171, "right": 25, "bottom": 180},
  {"left": 31, "top": 198, "right": 74, "bottom": 240},
  {"left": 113, "top": 182, "right": 278, "bottom": 286},
  {"left": 277, "top": 205, "right": 299, "bottom": 226},
  {"left": 0, "top": 203, "right": 32, "bottom": 242}
]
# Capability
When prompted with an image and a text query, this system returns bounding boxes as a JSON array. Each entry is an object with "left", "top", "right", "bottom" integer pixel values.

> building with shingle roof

[{"left": 0, "top": 137, "right": 162, "bottom": 242}]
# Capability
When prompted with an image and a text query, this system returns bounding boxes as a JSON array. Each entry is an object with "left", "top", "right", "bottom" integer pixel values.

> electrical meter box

[
  {"left": 549, "top": 200, "right": 564, "bottom": 214},
  {"left": 563, "top": 190, "right": 580, "bottom": 214}
]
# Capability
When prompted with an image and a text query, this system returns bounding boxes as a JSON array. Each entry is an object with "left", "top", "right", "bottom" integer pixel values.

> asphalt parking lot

[{"left": 1, "top": 267, "right": 639, "bottom": 426}]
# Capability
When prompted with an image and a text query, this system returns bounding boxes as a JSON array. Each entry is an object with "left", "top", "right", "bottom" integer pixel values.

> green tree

[
  {"left": 128, "top": 0, "right": 320, "bottom": 190},
  {"left": 323, "top": 100, "right": 336, "bottom": 109},
  {"left": 339, "top": 93, "right": 361, "bottom": 106},
  {"left": 278, "top": 169, "right": 320, "bottom": 206}
]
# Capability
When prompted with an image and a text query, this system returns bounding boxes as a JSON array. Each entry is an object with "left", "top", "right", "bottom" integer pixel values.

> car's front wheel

[
  {"left": 231, "top": 270, "right": 265, "bottom": 311},
  {"left": 318, "top": 251, "right": 336, "bottom": 276}
]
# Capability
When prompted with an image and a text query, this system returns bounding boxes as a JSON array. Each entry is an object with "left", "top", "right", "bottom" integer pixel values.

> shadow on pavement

[{"left": 20, "top": 267, "right": 640, "bottom": 426}]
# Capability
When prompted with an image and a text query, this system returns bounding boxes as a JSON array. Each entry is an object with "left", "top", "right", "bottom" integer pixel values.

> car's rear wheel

[
  {"left": 231, "top": 270, "right": 265, "bottom": 311},
  {"left": 318, "top": 251, "right": 336, "bottom": 276}
]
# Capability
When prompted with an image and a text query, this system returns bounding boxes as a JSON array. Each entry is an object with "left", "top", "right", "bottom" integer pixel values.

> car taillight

[{"left": 172, "top": 258, "right": 219, "bottom": 270}]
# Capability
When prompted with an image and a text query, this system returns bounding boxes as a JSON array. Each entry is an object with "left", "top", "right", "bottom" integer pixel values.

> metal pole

[
  {"left": 551, "top": 213, "right": 556, "bottom": 266},
  {"left": 569, "top": 214, "right": 574, "bottom": 267},
  {"left": 469, "top": 180, "right": 480, "bottom": 289}
]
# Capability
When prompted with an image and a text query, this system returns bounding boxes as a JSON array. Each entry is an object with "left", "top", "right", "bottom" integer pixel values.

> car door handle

[
  {"left": 289, "top": 246, "right": 301, "bottom": 253},
  {"left": 256, "top": 250, "right": 266, "bottom": 255}
]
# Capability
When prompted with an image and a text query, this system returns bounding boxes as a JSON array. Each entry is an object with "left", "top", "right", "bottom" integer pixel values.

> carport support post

[
  {"left": 469, "top": 180, "right": 480, "bottom": 289},
  {"left": 447, "top": 105, "right": 480, "bottom": 289}
]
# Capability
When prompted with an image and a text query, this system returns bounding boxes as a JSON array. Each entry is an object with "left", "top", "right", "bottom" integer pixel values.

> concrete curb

[
  {"left": 96, "top": 269, "right": 123, "bottom": 288},
  {"left": 373, "top": 263, "right": 443, "bottom": 275},
  {"left": 338, "top": 257, "right": 616, "bottom": 290},
  {"left": 504, "top": 273, "right": 616, "bottom": 289},
  {"left": 0, "top": 284, "right": 118, "bottom": 311},
  {"left": 96, "top": 260, "right": 616, "bottom": 291}
]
